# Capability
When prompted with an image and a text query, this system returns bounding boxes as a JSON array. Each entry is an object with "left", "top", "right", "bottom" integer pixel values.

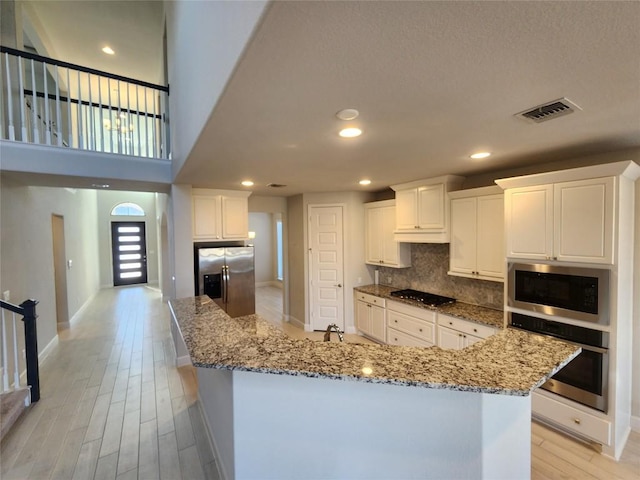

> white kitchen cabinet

[
  {"left": 449, "top": 186, "right": 504, "bottom": 281},
  {"left": 355, "top": 292, "right": 386, "bottom": 342},
  {"left": 391, "top": 175, "right": 465, "bottom": 243},
  {"left": 502, "top": 177, "right": 614, "bottom": 264},
  {"left": 365, "top": 200, "right": 411, "bottom": 268},
  {"left": 192, "top": 189, "right": 251, "bottom": 241},
  {"left": 436, "top": 313, "right": 497, "bottom": 350},
  {"left": 386, "top": 300, "right": 436, "bottom": 347}
]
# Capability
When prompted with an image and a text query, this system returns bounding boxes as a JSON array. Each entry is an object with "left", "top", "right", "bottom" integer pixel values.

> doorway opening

[
  {"left": 51, "top": 214, "right": 69, "bottom": 330},
  {"left": 111, "top": 221, "right": 148, "bottom": 286}
]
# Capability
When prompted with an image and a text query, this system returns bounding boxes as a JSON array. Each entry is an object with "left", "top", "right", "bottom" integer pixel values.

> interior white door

[{"left": 309, "top": 205, "right": 344, "bottom": 331}]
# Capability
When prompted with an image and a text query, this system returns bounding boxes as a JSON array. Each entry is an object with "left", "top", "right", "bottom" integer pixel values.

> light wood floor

[
  {"left": 2, "top": 285, "right": 637, "bottom": 479},
  {"left": 0, "top": 286, "right": 218, "bottom": 480}
]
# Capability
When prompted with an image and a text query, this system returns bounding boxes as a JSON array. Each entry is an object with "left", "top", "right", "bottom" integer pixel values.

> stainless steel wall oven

[
  {"left": 509, "top": 312, "right": 609, "bottom": 412},
  {"left": 508, "top": 263, "right": 610, "bottom": 325}
]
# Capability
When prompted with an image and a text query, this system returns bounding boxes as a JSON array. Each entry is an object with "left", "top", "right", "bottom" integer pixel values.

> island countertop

[{"left": 169, "top": 295, "right": 580, "bottom": 397}]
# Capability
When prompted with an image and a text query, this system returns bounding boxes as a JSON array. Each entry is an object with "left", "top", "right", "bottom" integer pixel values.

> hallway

[{"left": 0, "top": 287, "right": 217, "bottom": 480}]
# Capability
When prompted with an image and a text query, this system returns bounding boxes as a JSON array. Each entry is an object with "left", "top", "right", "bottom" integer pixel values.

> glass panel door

[{"left": 111, "top": 221, "right": 148, "bottom": 286}]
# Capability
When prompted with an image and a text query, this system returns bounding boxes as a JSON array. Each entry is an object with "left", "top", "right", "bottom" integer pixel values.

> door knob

[{"left": 334, "top": 284, "right": 342, "bottom": 288}]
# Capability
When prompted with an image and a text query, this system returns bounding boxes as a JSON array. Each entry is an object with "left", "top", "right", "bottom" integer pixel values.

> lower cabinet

[
  {"left": 355, "top": 292, "right": 386, "bottom": 342},
  {"left": 386, "top": 301, "right": 436, "bottom": 347},
  {"left": 436, "top": 314, "right": 498, "bottom": 350}
]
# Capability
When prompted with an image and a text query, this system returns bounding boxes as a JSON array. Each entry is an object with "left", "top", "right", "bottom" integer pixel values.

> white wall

[
  {"left": 170, "top": 184, "right": 194, "bottom": 299},
  {"left": 0, "top": 178, "right": 100, "bottom": 378},
  {"left": 248, "top": 212, "right": 274, "bottom": 285},
  {"left": 165, "top": 0, "right": 269, "bottom": 177},
  {"left": 96, "top": 191, "right": 159, "bottom": 288},
  {"left": 633, "top": 177, "right": 640, "bottom": 428}
]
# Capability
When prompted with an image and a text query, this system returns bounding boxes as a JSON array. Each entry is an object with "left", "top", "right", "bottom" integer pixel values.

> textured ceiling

[
  {"left": 176, "top": 1, "right": 640, "bottom": 195},
  {"left": 17, "top": 1, "right": 640, "bottom": 196}
]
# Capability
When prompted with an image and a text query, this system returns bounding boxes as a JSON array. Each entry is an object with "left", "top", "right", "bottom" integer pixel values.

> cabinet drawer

[
  {"left": 438, "top": 313, "right": 497, "bottom": 339},
  {"left": 387, "top": 300, "right": 436, "bottom": 323},
  {"left": 387, "top": 328, "right": 434, "bottom": 348},
  {"left": 532, "top": 391, "right": 611, "bottom": 445},
  {"left": 355, "top": 292, "right": 386, "bottom": 307},
  {"left": 387, "top": 310, "right": 435, "bottom": 343}
]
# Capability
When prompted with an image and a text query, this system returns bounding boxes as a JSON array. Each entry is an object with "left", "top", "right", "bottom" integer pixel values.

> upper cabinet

[
  {"left": 502, "top": 178, "right": 614, "bottom": 264},
  {"left": 497, "top": 161, "right": 640, "bottom": 265},
  {"left": 449, "top": 186, "right": 504, "bottom": 281},
  {"left": 192, "top": 189, "right": 251, "bottom": 241},
  {"left": 391, "top": 175, "right": 465, "bottom": 243},
  {"left": 365, "top": 200, "right": 411, "bottom": 268}
]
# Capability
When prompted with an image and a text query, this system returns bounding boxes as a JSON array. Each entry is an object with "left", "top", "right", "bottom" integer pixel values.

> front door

[
  {"left": 111, "top": 221, "right": 148, "bottom": 286},
  {"left": 308, "top": 205, "right": 344, "bottom": 331}
]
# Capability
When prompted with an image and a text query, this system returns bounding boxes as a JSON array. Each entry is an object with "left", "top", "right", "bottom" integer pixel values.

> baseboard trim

[
  {"left": 197, "top": 392, "right": 228, "bottom": 480},
  {"left": 176, "top": 355, "right": 192, "bottom": 368},
  {"left": 255, "top": 281, "right": 282, "bottom": 288},
  {"left": 631, "top": 415, "right": 640, "bottom": 432},
  {"left": 345, "top": 326, "right": 357, "bottom": 334},
  {"left": 68, "top": 288, "right": 99, "bottom": 326},
  {"left": 285, "top": 315, "right": 305, "bottom": 330},
  {"left": 19, "top": 334, "right": 59, "bottom": 386}
]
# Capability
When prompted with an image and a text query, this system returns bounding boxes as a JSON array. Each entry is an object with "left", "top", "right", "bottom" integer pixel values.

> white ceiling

[{"left": 21, "top": 1, "right": 640, "bottom": 196}]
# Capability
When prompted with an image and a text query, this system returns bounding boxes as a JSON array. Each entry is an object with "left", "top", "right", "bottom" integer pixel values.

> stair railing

[
  {"left": 0, "top": 299, "right": 39, "bottom": 404},
  {"left": 1, "top": 45, "right": 169, "bottom": 159}
]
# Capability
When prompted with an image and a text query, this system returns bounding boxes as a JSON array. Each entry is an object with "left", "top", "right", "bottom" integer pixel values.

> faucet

[{"left": 323, "top": 323, "right": 345, "bottom": 342}]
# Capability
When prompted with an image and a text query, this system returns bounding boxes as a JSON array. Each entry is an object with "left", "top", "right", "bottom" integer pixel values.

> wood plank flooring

[
  {"left": 0, "top": 286, "right": 217, "bottom": 480},
  {"left": 2, "top": 285, "right": 637, "bottom": 479}
]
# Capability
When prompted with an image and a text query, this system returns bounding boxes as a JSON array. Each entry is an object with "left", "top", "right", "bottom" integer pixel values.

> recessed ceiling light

[
  {"left": 470, "top": 152, "right": 491, "bottom": 159},
  {"left": 91, "top": 183, "right": 110, "bottom": 188},
  {"left": 359, "top": 179, "right": 371, "bottom": 186},
  {"left": 339, "top": 127, "right": 362, "bottom": 138},
  {"left": 241, "top": 180, "right": 254, "bottom": 187},
  {"left": 102, "top": 46, "right": 115, "bottom": 55},
  {"left": 336, "top": 108, "right": 359, "bottom": 121}
]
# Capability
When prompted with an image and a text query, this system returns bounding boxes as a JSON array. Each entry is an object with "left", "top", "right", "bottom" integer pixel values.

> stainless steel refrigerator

[{"left": 195, "top": 246, "right": 255, "bottom": 317}]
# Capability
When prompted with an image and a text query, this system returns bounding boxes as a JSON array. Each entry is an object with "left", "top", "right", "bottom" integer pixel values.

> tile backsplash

[{"left": 375, "top": 243, "right": 504, "bottom": 310}]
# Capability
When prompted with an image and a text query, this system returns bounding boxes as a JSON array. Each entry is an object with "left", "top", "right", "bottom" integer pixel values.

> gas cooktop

[{"left": 389, "top": 289, "right": 456, "bottom": 307}]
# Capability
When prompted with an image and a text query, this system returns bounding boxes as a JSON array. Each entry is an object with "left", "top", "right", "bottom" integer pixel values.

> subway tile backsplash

[{"left": 375, "top": 243, "right": 504, "bottom": 310}]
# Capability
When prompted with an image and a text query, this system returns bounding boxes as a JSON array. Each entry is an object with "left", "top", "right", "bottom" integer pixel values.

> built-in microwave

[{"left": 507, "top": 263, "right": 610, "bottom": 325}]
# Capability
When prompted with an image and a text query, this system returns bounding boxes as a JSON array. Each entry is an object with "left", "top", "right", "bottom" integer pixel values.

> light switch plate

[{"left": 3, "top": 290, "right": 9, "bottom": 301}]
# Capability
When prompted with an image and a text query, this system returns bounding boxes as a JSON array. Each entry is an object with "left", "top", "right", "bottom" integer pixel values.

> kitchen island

[{"left": 170, "top": 295, "right": 579, "bottom": 480}]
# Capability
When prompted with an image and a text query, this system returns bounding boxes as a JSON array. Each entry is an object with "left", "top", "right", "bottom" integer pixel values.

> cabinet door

[
  {"left": 193, "top": 195, "right": 221, "bottom": 240},
  {"left": 381, "top": 205, "right": 400, "bottom": 265},
  {"left": 365, "top": 206, "right": 384, "bottom": 264},
  {"left": 476, "top": 194, "right": 504, "bottom": 278},
  {"left": 369, "top": 305, "right": 386, "bottom": 342},
  {"left": 554, "top": 178, "right": 614, "bottom": 264},
  {"left": 221, "top": 196, "right": 248, "bottom": 239},
  {"left": 418, "top": 184, "right": 445, "bottom": 229},
  {"left": 450, "top": 197, "right": 477, "bottom": 275},
  {"left": 355, "top": 300, "right": 370, "bottom": 333},
  {"left": 463, "top": 334, "right": 483, "bottom": 348},
  {"left": 437, "top": 326, "right": 464, "bottom": 350},
  {"left": 395, "top": 189, "right": 419, "bottom": 230},
  {"left": 504, "top": 185, "right": 553, "bottom": 260}
]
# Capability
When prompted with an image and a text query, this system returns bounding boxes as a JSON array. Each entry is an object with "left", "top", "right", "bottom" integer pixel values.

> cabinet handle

[
  {"left": 573, "top": 418, "right": 581, "bottom": 425},
  {"left": 419, "top": 328, "right": 423, "bottom": 332},
  {"left": 394, "top": 337, "right": 398, "bottom": 341},
  {"left": 449, "top": 322, "right": 453, "bottom": 325},
  {"left": 394, "top": 320, "right": 398, "bottom": 323},
  {"left": 473, "top": 328, "right": 478, "bottom": 333},
  {"left": 379, "top": 260, "right": 384, "bottom": 263}
]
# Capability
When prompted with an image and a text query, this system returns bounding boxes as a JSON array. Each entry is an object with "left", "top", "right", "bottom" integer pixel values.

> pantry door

[{"left": 308, "top": 205, "right": 344, "bottom": 331}]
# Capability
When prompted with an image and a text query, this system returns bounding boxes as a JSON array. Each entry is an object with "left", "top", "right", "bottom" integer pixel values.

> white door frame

[{"left": 307, "top": 204, "right": 345, "bottom": 332}]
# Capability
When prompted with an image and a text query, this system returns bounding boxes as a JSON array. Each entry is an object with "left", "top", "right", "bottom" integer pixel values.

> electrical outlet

[
  {"left": 3, "top": 290, "right": 9, "bottom": 301},
  {"left": 357, "top": 277, "right": 362, "bottom": 284},
  {"left": 22, "top": 349, "right": 26, "bottom": 361}
]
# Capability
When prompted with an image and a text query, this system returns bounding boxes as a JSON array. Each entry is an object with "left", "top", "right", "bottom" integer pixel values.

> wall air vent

[
  {"left": 516, "top": 98, "right": 581, "bottom": 123},
  {"left": 267, "top": 183, "right": 287, "bottom": 188}
]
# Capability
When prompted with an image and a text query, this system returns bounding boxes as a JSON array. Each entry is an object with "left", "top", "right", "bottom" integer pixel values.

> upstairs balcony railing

[{"left": 0, "top": 46, "right": 169, "bottom": 159}]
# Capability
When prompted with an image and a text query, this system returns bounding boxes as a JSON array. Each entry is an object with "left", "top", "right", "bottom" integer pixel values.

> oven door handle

[{"left": 570, "top": 342, "right": 608, "bottom": 354}]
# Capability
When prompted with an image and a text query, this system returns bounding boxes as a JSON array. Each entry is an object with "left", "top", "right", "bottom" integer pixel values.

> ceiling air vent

[
  {"left": 516, "top": 98, "right": 581, "bottom": 123},
  {"left": 267, "top": 183, "right": 287, "bottom": 188}
]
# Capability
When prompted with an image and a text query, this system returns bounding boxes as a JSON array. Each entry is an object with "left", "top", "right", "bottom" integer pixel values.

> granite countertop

[
  {"left": 169, "top": 296, "right": 579, "bottom": 396},
  {"left": 355, "top": 284, "right": 504, "bottom": 329}
]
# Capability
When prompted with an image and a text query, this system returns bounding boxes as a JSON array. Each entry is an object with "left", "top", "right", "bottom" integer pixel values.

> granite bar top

[
  {"left": 169, "top": 296, "right": 580, "bottom": 396},
  {"left": 355, "top": 284, "right": 504, "bottom": 328}
]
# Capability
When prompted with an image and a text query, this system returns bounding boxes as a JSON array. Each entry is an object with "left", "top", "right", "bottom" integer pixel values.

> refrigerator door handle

[{"left": 224, "top": 265, "right": 230, "bottom": 304}]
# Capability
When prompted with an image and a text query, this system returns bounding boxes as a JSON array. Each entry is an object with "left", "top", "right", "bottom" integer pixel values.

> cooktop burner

[{"left": 389, "top": 289, "right": 456, "bottom": 307}]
